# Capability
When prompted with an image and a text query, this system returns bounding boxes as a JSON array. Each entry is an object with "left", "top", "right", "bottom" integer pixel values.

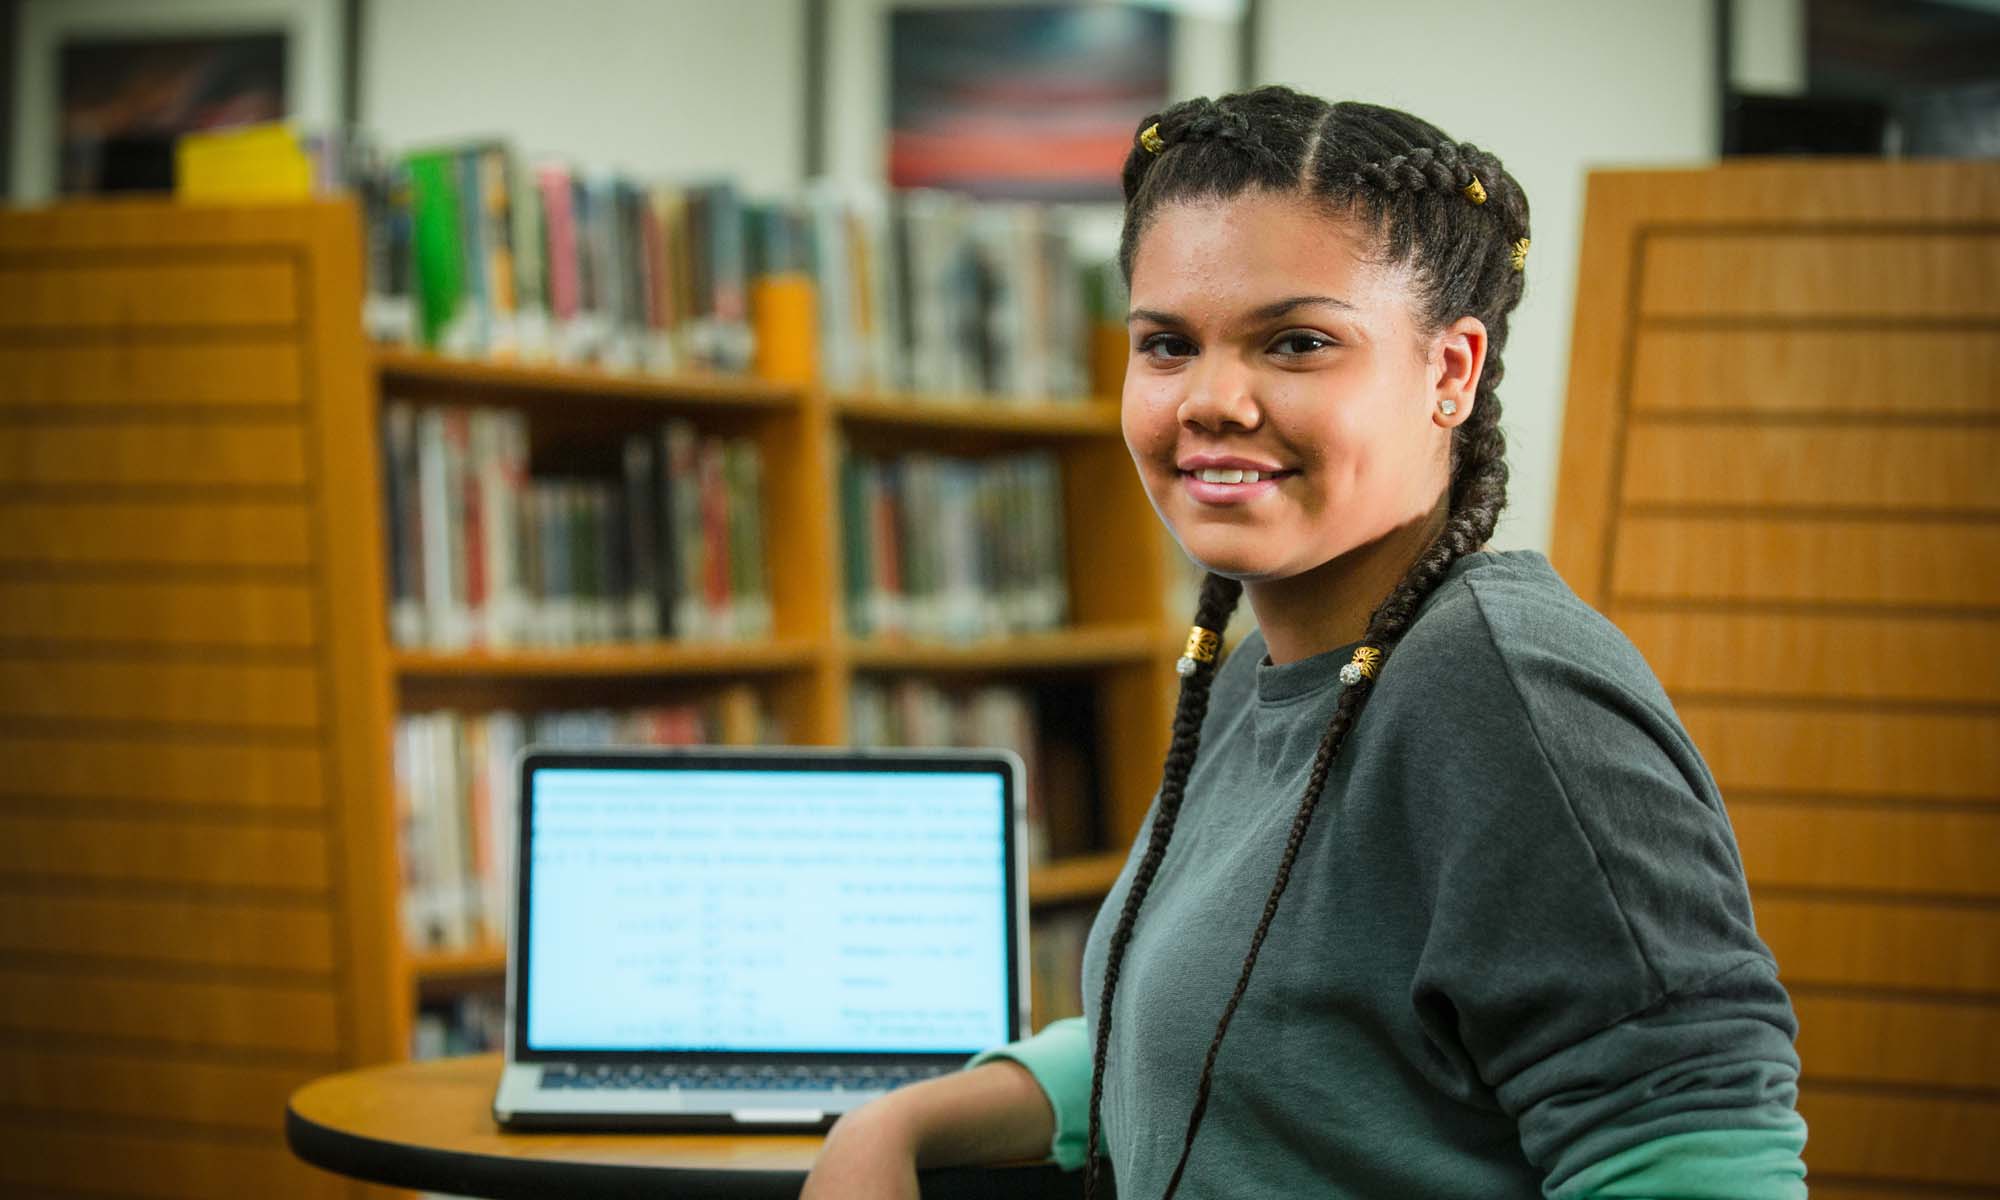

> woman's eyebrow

[
  {"left": 1247, "top": 294, "right": 1355, "bottom": 320},
  {"left": 1127, "top": 295, "right": 1356, "bottom": 326}
]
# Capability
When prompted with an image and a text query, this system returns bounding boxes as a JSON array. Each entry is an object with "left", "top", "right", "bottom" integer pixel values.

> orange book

[{"left": 751, "top": 272, "right": 818, "bottom": 384}]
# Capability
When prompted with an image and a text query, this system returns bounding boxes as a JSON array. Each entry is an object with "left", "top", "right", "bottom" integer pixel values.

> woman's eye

[
  {"left": 1271, "top": 331, "right": 1334, "bottom": 356},
  {"left": 1139, "top": 333, "right": 1196, "bottom": 360}
]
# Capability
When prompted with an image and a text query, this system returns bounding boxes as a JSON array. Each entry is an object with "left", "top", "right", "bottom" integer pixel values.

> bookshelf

[
  {"left": 373, "top": 321, "right": 1179, "bottom": 1012},
  {"left": 385, "top": 337, "right": 1181, "bottom": 999}
]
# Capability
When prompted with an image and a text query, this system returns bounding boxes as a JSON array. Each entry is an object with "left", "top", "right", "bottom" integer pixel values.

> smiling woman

[{"left": 803, "top": 86, "right": 1807, "bottom": 1200}]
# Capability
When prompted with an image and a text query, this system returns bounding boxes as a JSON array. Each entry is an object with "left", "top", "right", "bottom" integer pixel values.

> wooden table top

[{"left": 285, "top": 1053, "right": 1080, "bottom": 1199}]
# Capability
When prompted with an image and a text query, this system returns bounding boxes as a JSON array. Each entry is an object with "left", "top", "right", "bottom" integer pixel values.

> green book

[{"left": 405, "top": 150, "right": 467, "bottom": 349}]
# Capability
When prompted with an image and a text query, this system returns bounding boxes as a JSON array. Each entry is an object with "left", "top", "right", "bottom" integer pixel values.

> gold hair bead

[
  {"left": 1510, "top": 236, "right": 1531, "bottom": 271},
  {"left": 1175, "top": 625, "right": 1221, "bottom": 677},
  {"left": 1461, "top": 176, "right": 1487, "bottom": 205},
  {"left": 1338, "top": 645, "right": 1382, "bottom": 687},
  {"left": 1140, "top": 123, "right": 1165, "bottom": 155}
]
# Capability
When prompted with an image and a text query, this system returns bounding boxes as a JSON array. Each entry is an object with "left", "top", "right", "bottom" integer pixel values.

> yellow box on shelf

[{"left": 176, "top": 123, "right": 312, "bottom": 201}]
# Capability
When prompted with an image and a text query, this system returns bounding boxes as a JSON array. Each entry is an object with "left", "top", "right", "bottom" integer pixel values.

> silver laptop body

[{"left": 493, "top": 745, "right": 1030, "bottom": 1131}]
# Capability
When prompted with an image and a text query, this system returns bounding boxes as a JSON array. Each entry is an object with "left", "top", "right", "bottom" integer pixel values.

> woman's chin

[{"left": 1175, "top": 542, "right": 1287, "bottom": 583}]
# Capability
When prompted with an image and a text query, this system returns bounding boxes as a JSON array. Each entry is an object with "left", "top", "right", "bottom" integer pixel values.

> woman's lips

[{"left": 1181, "top": 468, "right": 1292, "bottom": 505}]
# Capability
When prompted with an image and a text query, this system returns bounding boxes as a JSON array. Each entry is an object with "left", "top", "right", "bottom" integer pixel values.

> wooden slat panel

[
  {"left": 0, "top": 500, "right": 311, "bottom": 567},
  {"left": 0, "top": 659, "right": 320, "bottom": 729},
  {"left": 0, "top": 814, "right": 330, "bottom": 892},
  {"left": 0, "top": 260, "right": 298, "bottom": 330},
  {"left": 0, "top": 578, "right": 316, "bottom": 648},
  {"left": 1686, "top": 706, "right": 1999, "bottom": 800},
  {"left": 0, "top": 1044, "right": 321, "bottom": 1131},
  {"left": 0, "top": 734, "right": 323, "bottom": 810},
  {"left": 1622, "top": 426, "right": 1998, "bottom": 513},
  {"left": 1734, "top": 803, "right": 2000, "bottom": 897},
  {"left": 0, "top": 420, "right": 308, "bottom": 487},
  {"left": 1640, "top": 233, "right": 2000, "bottom": 319},
  {"left": 1617, "top": 610, "right": 2000, "bottom": 704},
  {"left": 0, "top": 341, "right": 304, "bottom": 408},
  {"left": 1795, "top": 992, "right": 2000, "bottom": 1090},
  {"left": 1756, "top": 897, "right": 2000, "bottom": 993},
  {"left": 0, "top": 892, "right": 334, "bottom": 972},
  {"left": 1798, "top": 1086, "right": 2000, "bottom": 1188},
  {"left": 0, "top": 1125, "right": 342, "bottom": 1200},
  {"left": 1610, "top": 516, "right": 2000, "bottom": 608},
  {"left": 1630, "top": 328, "right": 2000, "bottom": 417},
  {"left": 0, "top": 968, "right": 340, "bottom": 1053}
]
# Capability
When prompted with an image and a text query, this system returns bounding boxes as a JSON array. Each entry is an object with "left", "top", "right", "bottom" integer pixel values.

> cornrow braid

[
  {"left": 1082, "top": 570, "right": 1242, "bottom": 1200},
  {"left": 1090, "top": 86, "right": 1528, "bottom": 1199}
]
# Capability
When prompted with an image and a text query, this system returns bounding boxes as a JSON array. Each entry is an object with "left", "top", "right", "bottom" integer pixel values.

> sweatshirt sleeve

[
  {"left": 1390, "top": 574, "right": 1807, "bottom": 1197},
  {"left": 965, "top": 1016, "right": 1095, "bottom": 1170}
]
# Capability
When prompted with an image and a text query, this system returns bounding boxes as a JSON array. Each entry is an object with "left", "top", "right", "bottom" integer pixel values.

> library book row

[
  {"left": 397, "top": 679, "right": 1071, "bottom": 956},
  {"left": 352, "top": 137, "right": 1118, "bottom": 398},
  {"left": 382, "top": 401, "right": 1073, "bottom": 651}
]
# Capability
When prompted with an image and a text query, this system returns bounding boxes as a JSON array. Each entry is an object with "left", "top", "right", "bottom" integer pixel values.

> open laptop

[{"left": 493, "top": 746, "right": 1029, "bottom": 1131}]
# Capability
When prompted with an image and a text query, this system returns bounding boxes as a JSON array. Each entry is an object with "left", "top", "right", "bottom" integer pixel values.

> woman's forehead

[{"left": 1128, "top": 193, "right": 1410, "bottom": 321}]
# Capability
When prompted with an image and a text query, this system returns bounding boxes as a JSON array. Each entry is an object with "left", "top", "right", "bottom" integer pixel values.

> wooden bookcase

[
  {"left": 380, "top": 340, "right": 1187, "bottom": 994},
  {"left": 0, "top": 197, "right": 1185, "bottom": 1198}
]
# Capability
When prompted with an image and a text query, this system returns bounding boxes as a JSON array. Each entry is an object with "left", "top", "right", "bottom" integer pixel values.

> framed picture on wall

[
  {"left": 888, "top": 4, "right": 1173, "bottom": 202},
  {"left": 815, "top": 0, "right": 1252, "bottom": 194},
  {"left": 7, "top": 0, "right": 349, "bottom": 202}
]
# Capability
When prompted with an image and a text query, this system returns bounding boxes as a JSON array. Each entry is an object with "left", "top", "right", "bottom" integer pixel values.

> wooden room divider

[
  {"left": 1552, "top": 160, "right": 2000, "bottom": 1196},
  {"left": 0, "top": 202, "right": 402, "bottom": 1198}
]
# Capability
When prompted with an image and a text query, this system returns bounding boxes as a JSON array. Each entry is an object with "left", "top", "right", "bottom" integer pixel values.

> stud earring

[{"left": 1439, "top": 398, "right": 1458, "bottom": 417}]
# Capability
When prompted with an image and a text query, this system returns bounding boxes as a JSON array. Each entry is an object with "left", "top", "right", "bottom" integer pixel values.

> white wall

[
  {"left": 360, "top": 0, "right": 802, "bottom": 195},
  {"left": 1258, "top": 0, "right": 1717, "bottom": 552},
  {"left": 1733, "top": 0, "right": 1807, "bottom": 93}
]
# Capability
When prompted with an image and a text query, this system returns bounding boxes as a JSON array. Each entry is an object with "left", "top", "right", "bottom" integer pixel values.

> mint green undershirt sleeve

[
  {"left": 1550, "top": 1117, "right": 1808, "bottom": 1200},
  {"left": 965, "top": 1016, "right": 1095, "bottom": 1171}
]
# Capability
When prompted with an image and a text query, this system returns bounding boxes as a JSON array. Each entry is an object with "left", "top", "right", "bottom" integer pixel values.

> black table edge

[{"left": 285, "top": 1101, "right": 1086, "bottom": 1199}]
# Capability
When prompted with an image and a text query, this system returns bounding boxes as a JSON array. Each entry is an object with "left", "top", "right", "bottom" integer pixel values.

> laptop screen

[{"left": 518, "top": 756, "right": 1018, "bottom": 1057}]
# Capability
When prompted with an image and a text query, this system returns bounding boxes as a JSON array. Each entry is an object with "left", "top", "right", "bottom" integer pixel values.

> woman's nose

[{"left": 1177, "top": 354, "right": 1261, "bottom": 432}]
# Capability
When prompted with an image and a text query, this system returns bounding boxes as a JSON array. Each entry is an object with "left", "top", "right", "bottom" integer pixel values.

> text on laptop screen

[{"left": 526, "top": 767, "right": 1010, "bottom": 1054}]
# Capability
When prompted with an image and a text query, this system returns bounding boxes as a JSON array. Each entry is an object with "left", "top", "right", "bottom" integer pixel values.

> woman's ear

[{"left": 1430, "top": 316, "right": 1487, "bottom": 429}]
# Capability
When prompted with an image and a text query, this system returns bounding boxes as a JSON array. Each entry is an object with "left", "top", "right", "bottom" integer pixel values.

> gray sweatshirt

[{"left": 977, "top": 550, "right": 1805, "bottom": 1198}]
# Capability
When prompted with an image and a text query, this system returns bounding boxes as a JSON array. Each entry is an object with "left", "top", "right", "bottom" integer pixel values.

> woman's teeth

[{"left": 1195, "top": 468, "right": 1266, "bottom": 483}]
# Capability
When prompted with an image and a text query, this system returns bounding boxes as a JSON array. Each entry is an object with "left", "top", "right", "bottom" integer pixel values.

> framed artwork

[
  {"left": 815, "top": 0, "right": 1251, "bottom": 197},
  {"left": 8, "top": 0, "right": 347, "bottom": 202},
  {"left": 888, "top": 4, "right": 1172, "bottom": 201}
]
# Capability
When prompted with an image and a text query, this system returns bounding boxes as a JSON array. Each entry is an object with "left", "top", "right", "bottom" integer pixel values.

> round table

[{"left": 285, "top": 1053, "right": 1083, "bottom": 1199}]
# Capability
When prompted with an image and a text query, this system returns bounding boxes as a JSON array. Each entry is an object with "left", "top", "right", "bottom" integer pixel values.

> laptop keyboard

[{"left": 538, "top": 1062, "right": 955, "bottom": 1092}]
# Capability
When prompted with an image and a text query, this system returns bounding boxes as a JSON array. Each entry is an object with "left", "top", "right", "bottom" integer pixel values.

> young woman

[{"left": 802, "top": 87, "right": 1807, "bottom": 1199}]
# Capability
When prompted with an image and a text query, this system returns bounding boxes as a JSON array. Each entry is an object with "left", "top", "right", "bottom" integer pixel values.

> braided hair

[{"left": 1085, "top": 87, "right": 1530, "bottom": 1200}]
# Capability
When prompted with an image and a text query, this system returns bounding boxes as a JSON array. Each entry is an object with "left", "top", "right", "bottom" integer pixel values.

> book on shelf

[
  {"left": 394, "top": 692, "right": 779, "bottom": 954},
  {"left": 1029, "top": 906, "right": 1092, "bottom": 1028},
  {"left": 414, "top": 990, "right": 506, "bottom": 1059},
  {"left": 849, "top": 677, "right": 1085, "bottom": 869},
  {"left": 380, "top": 402, "right": 772, "bottom": 650},
  {"left": 840, "top": 448, "right": 1067, "bottom": 640},
  {"left": 355, "top": 136, "right": 1099, "bottom": 399}
]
